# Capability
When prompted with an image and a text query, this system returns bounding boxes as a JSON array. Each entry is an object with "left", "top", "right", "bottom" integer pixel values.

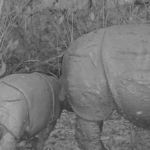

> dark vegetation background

[{"left": 0, "top": 0, "right": 150, "bottom": 149}]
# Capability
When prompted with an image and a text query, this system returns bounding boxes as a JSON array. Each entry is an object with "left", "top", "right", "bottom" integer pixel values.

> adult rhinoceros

[
  {"left": 61, "top": 24, "right": 150, "bottom": 150},
  {"left": 0, "top": 72, "right": 62, "bottom": 150}
]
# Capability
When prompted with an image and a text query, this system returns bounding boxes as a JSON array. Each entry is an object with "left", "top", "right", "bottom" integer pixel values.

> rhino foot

[{"left": 75, "top": 116, "right": 108, "bottom": 150}]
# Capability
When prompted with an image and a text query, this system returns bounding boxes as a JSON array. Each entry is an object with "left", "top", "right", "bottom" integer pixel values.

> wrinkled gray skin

[
  {"left": 61, "top": 24, "right": 150, "bottom": 150},
  {"left": 0, "top": 72, "right": 62, "bottom": 150}
]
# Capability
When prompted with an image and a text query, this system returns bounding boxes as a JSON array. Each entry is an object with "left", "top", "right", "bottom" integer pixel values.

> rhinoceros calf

[
  {"left": 0, "top": 72, "right": 62, "bottom": 150},
  {"left": 61, "top": 24, "right": 150, "bottom": 150}
]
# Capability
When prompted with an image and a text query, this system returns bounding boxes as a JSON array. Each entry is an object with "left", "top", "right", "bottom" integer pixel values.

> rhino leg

[
  {"left": 0, "top": 131, "right": 16, "bottom": 150},
  {"left": 31, "top": 120, "right": 57, "bottom": 150},
  {"left": 76, "top": 116, "right": 107, "bottom": 150}
]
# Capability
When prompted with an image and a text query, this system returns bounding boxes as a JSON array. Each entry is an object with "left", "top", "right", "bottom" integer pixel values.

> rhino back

[{"left": 0, "top": 73, "right": 60, "bottom": 136}]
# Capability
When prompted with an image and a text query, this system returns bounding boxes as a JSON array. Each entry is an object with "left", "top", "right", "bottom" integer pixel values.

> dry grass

[
  {"left": 0, "top": 0, "right": 149, "bottom": 150},
  {"left": 45, "top": 110, "right": 150, "bottom": 150}
]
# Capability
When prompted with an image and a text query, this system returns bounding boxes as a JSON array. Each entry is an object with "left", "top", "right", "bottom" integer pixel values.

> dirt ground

[
  {"left": 44, "top": 110, "right": 150, "bottom": 150},
  {"left": 1, "top": 0, "right": 150, "bottom": 150}
]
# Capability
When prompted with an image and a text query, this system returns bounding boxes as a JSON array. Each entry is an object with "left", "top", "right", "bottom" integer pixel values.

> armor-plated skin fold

[
  {"left": 0, "top": 72, "right": 62, "bottom": 150},
  {"left": 102, "top": 25, "right": 150, "bottom": 127},
  {"left": 62, "top": 30, "right": 115, "bottom": 122},
  {"left": 61, "top": 24, "right": 150, "bottom": 150}
]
